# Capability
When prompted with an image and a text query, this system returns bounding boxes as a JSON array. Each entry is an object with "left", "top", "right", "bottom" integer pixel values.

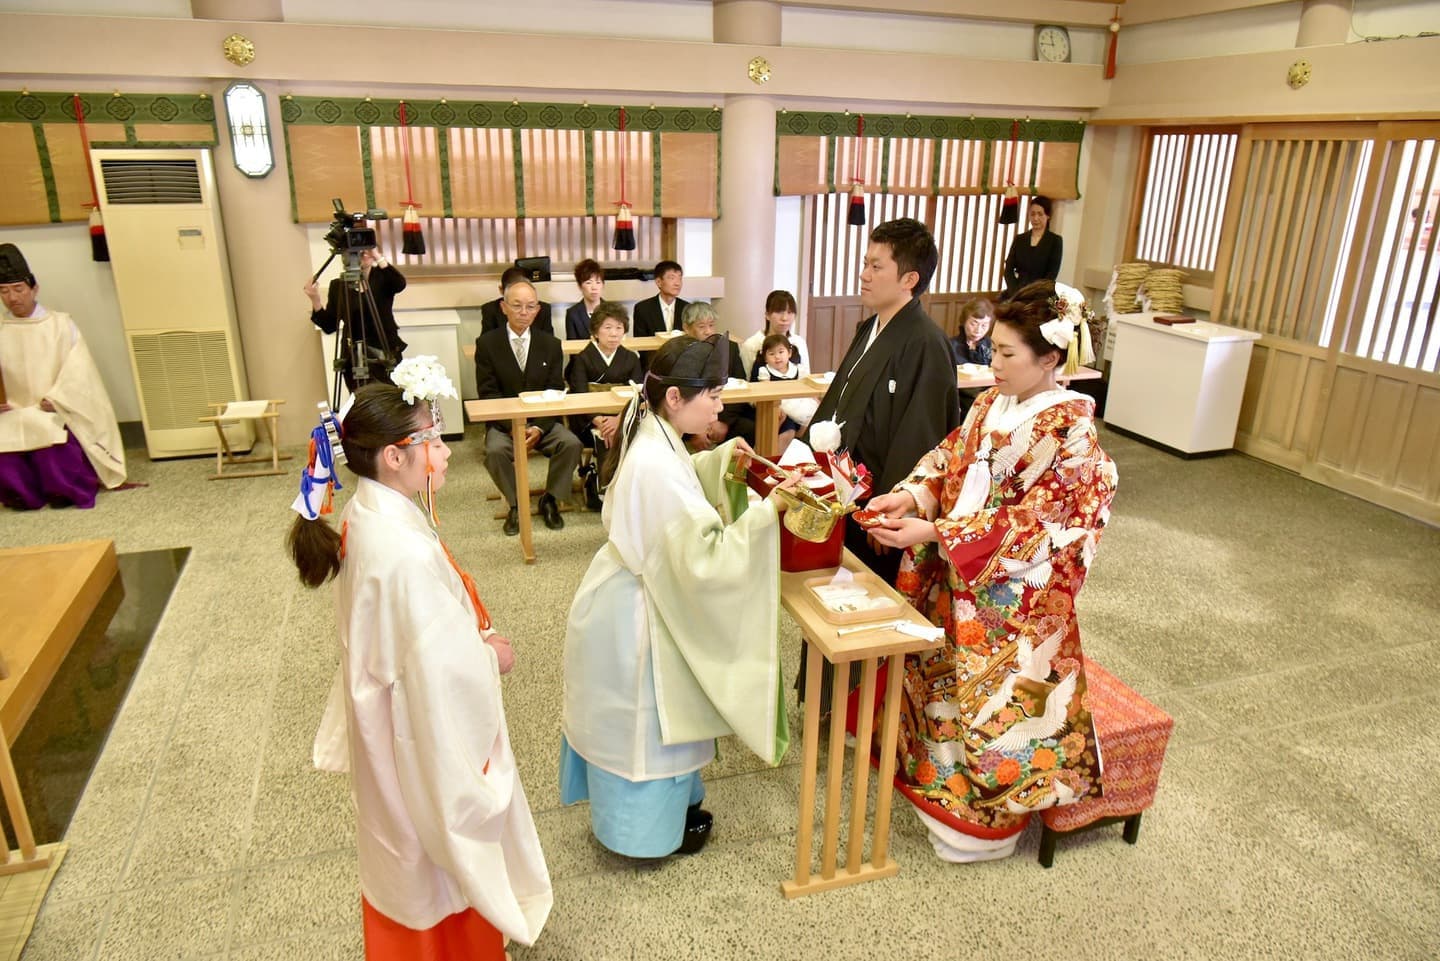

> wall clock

[{"left": 1035, "top": 25, "right": 1071, "bottom": 64}]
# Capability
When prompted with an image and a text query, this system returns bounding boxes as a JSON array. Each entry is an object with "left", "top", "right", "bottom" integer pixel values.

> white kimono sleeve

[{"left": 389, "top": 599, "right": 551, "bottom": 944}]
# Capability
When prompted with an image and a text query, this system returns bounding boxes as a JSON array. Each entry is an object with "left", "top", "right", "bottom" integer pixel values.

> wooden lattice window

[{"left": 1131, "top": 127, "right": 1239, "bottom": 275}]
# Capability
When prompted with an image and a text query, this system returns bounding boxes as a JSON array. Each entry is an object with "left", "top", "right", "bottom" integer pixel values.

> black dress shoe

[
  {"left": 539, "top": 494, "right": 564, "bottom": 530},
  {"left": 583, "top": 471, "right": 603, "bottom": 511},
  {"left": 677, "top": 805, "right": 713, "bottom": 855},
  {"left": 503, "top": 507, "right": 519, "bottom": 536}
]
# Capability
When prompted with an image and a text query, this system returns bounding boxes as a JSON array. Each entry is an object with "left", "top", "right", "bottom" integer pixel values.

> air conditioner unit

[{"left": 91, "top": 148, "right": 252, "bottom": 458}]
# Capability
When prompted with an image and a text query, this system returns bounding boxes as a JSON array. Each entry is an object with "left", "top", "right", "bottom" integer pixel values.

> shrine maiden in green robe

[{"left": 561, "top": 412, "right": 789, "bottom": 853}]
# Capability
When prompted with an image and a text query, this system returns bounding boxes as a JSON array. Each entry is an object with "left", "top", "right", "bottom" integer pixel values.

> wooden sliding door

[{"left": 1213, "top": 121, "right": 1440, "bottom": 523}]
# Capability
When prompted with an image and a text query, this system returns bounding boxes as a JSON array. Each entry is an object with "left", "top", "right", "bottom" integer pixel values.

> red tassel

[
  {"left": 846, "top": 115, "right": 866, "bottom": 226},
  {"left": 73, "top": 95, "right": 109, "bottom": 262},
  {"left": 1105, "top": 7, "right": 1120, "bottom": 80},
  {"left": 401, "top": 205, "right": 426, "bottom": 256},
  {"left": 997, "top": 120, "right": 1021, "bottom": 226},
  {"left": 613, "top": 108, "right": 635, "bottom": 251},
  {"left": 613, "top": 202, "right": 636, "bottom": 251},
  {"left": 87, "top": 205, "right": 109, "bottom": 262},
  {"left": 846, "top": 183, "right": 866, "bottom": 227},
  {"left": 398, "top": 101, "right": 426, "bottom": 256}
]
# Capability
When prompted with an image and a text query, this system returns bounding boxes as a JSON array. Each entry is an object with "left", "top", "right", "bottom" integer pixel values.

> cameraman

[{"left": 304, "top": 246, "right": 408, "bottom": 390}]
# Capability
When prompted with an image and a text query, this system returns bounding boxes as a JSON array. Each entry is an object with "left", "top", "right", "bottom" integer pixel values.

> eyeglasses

[{"left": 505, "top": 302, "right": 541, "bottom": 314}]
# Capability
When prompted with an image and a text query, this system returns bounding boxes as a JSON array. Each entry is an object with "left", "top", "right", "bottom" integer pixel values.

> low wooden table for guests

[
  {"left": 957, "top": 365, "right": 1104, "bottom": 390},
  {"left": 0, "top": 539, "right": 119, "bottom": 878},
  {"left": 463, "top": 335, "right": 667, "bottom": 363},
  {"left": 779, "top": 551, "right": 937, "bottom": 899},
  {"left": 464, "top": 379, "right": 825, "bottom": 563}
]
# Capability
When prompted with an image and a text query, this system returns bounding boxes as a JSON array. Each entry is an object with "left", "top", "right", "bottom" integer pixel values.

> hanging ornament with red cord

[
  {"left": 846, "top": 114, "right": 867, "bottom": 227},
  {"left": 612, "top": 106, "right": 636, "bottom": 251},
  {"left": 1105, "top": 6, "right": 1121, "bottom": 80},
  {"left": 72, "top": 94, "right": 109, "bottom": 262},
  {"left": 997, "top": 119, "right": 1021, "bottom": 226},
  {"left": 397, "top": 100, "right": 426, "bottom": 256}
]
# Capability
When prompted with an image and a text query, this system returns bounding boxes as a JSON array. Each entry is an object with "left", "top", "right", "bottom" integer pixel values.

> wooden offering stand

[{"left": 779, "top": 550, "right": 937, "bottom": 898}]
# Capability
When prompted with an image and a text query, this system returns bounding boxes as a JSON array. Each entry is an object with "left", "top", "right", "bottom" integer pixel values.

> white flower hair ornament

[
  {"left": 391, "top": 355, "right": 458, "bottom": 408},
  {"left": 1042, "top": 282, "right": 1096, "bottom": 375},
  {"left": 388, "top": 356, "right": 458, "bottom": 525}
]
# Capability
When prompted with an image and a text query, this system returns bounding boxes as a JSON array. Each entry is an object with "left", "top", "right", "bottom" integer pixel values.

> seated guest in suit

[
  {"left": 739, "top": 290, "right": 810, "bottom": 376},
  {"left": 750, "top": 333, "right": 818, "bottom": 452},
  {"left": 631, "top": 260, "right": 689, "bottom": 336},
  {"left": 474, "top": 280, "right": 581, "bottom": 535},
  {"left": 481, "top": 265, "right": 555, "bottom": 336},
  {"left": 681, "top": 302, "right": 753, "bottom": 450},
  {"left": 566, "top": 302, "right": 642, "bottom": 510},
  {"left": 564, "top": 259, "right": 607, "bottom": 341}
]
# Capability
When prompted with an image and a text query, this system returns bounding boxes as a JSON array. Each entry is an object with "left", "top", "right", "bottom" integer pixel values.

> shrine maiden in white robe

[
  {"left": 563, "top": 413, "right": 789, "bottom": 781},
  {"left": 311, "top": 477, "right": 551, "bottom": 944},
  {"left": 0, "top": 305, "right": 125, "bottom": 486}
]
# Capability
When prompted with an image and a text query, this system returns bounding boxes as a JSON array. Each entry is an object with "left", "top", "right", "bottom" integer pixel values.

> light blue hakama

[{"left": 559, "top": 736, "right": 704, "bottom": 858}]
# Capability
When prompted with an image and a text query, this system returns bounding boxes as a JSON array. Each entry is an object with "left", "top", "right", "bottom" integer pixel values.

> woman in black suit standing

[{"left": 1001, "top": 195, "right": 1062, "bottom": 300}]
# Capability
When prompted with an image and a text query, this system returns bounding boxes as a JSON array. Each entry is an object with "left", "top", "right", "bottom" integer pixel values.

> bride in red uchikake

[{"left": 849, "top": 280, "right": 1117, "bottom": 863}]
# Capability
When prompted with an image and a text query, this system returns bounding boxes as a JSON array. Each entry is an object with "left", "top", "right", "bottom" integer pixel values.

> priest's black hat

[
  {"left": 651, "top": 333, "right": 730, "bottom": 389},
  {"left": 0, "top": 244, "right": 35, "bottom": 287}
]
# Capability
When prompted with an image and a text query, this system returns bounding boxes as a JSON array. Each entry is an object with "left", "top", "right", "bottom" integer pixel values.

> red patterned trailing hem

[{"left": 892, "top": 781, "right": 1029, "bottom": 840}]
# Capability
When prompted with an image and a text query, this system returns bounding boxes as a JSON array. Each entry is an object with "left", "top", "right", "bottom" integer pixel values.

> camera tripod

[{"left": 311, "top": 250, "right": 396, "bottom": 411}]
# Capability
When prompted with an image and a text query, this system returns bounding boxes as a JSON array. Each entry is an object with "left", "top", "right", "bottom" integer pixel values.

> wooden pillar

[{"left": 712, "top": 1, "right": 779, "bottom": 337}]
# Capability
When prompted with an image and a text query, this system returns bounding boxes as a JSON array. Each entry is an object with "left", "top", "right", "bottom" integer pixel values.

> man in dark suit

[
  {"left": 480, "top": 265, "right": 555, "bottom": 336},
  {"left": 806, "top": 217, "right": 960, "bottom": 582},
  {"left": 630, "top": 260, "right": 690, "bottom": 336},
  {"left": 474, "top": 279, "right": 581, "bottom": 534}
]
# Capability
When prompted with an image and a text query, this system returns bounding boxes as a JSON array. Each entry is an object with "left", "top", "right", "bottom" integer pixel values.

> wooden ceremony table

[
  {"left": 463, "top": 336, "right": 666, "bottom": 363},
  {"left": 779, "top": 549, "right": 938, "bottom": 898},
  {"left": 463, "top": 379, "right": 825, "bottom": 563},
  {"left": 957, "top": 364, "right": 1104, "bottom": 390}
]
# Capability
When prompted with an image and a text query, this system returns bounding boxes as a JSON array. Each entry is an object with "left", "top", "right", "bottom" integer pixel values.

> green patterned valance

[
  {"left": 281, "top": 96, "right": 721, "bottom": 134},
  {"left": 280, "top": 96, "right": 721, "bottom": 223},
  {"left": 775, "top": 112, "right": 1084, "bottom": 201},
  {"left": 0, "top": 91, "right": 219, "bottom": 225},
  {"left": 776, "top": 111, "right": 1083, "bottom": 144}
]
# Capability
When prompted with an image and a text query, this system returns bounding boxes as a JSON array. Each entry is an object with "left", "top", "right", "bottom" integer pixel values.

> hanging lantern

[
  {"left": 73, "top": 95, "right": 109, "bottom": 262},
  {"left": 612, "top": 107, "right": 636, "bottom": 251},
  {"left": 997, "top": 120, "right": 1021, "bottom": 226},
  {"left": 846, "top": 115, "right": 866, "bottom": 227},
  {"left": 397, "top": 101, "right": 426, "bottom": 256}
]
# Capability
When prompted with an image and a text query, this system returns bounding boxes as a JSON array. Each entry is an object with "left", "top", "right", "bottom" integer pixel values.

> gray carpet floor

[{"left": 4, "top": 424, "right": 1437, "bottom": 961}]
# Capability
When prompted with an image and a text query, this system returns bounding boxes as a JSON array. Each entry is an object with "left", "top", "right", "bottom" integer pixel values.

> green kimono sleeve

[{"left": 644, "top": 440, "right": 791, "bottom": 765}]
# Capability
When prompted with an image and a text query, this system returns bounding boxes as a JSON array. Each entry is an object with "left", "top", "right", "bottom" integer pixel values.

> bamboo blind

[
  {"left": 776, "top": 112, "right": 1082, "bottom": 202},
  {"left": 0, "top": 91, "right": 218, "bottom": 226},
  {"left": 281, "top": 97, "right": 720, "bottom": 224}
]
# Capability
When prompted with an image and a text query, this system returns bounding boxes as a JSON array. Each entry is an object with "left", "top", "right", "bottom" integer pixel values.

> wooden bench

[{"left": 1038, "top": 659, "right": 1173, "bottom": 868}]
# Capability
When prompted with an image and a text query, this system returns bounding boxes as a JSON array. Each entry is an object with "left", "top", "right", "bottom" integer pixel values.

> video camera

[{"left": 323, "top": 198, "right": 385, "bottom": 257}]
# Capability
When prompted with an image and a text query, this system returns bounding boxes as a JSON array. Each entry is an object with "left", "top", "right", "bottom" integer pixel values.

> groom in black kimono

[{"left": 806, "top": 217, "right": 960, "bottom": 584}]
